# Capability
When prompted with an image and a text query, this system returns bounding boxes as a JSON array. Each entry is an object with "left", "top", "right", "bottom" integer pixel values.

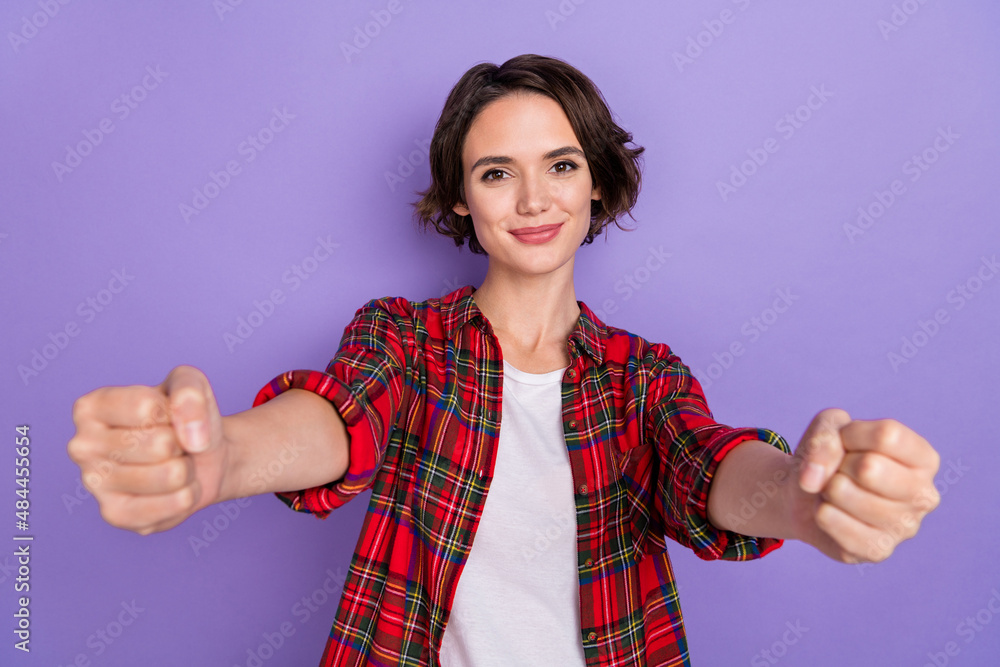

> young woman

[{"left": 68, "top": 54, "right": 941, "bottom": 667}]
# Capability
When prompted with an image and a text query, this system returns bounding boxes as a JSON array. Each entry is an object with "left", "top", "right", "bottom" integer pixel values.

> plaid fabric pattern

[{"left": 253, "top": 284, "right": 791, "bottom": 667}]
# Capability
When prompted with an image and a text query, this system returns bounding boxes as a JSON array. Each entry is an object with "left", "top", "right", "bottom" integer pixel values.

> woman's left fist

[{"left": 789, "top": 408, "right": 941, "bottom": 563}]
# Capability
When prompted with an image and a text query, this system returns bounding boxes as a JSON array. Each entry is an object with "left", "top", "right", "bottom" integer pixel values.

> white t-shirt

[{"left": 438, "top": 359, "right": 587, "bottom": 666}]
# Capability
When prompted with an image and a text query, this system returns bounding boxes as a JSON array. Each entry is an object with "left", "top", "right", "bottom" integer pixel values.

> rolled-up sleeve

[
  {"left": 645, "top": 346, "right": 791, "bottom": 561},
  {"left": 251, "top": 298, "right": 409, "bottom": 519}
]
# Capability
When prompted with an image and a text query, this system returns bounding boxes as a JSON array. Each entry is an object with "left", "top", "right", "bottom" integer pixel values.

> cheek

[
  {"left": 558, "top": 175, "right": 592, "bottom": 199},
  {"left": 470, "top": 188, "right": 511, "bottom": 222},
  {"left": 558, "top": 181, "right": 596, "bottom": 215}
]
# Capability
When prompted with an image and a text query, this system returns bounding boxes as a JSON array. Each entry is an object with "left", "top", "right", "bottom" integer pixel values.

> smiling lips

[{"left": 509, "top": 223, "right": 563, "bottom": 244}]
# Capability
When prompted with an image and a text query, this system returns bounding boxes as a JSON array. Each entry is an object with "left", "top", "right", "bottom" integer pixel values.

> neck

[{"left": 472, "top": 264, "right": 581, "bottom": 353}]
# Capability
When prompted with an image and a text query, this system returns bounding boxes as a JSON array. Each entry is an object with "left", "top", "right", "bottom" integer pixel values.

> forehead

[{"left": 462, "top": 92, "right": 579, "bottom": 156}]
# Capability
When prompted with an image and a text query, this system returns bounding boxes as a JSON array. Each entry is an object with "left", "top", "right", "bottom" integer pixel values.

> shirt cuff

[
  {"left": 685, "top": 426, "right": 792, "bottom": 561},
  {"left": 252, "top": 369, "right": 381, "bottom": 519}
]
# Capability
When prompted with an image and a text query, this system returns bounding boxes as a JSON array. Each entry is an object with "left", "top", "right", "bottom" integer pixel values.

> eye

[
  {"left": 481, "top": 168, "right": 507, "bottom": 182},
  {"left": 552, "top": 160, "right": 578, "bottom": 174}
]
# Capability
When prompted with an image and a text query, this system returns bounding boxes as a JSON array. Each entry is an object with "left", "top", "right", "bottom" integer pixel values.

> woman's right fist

[{"left": 67, "top": 365, "right": 230, "bottom": 535}]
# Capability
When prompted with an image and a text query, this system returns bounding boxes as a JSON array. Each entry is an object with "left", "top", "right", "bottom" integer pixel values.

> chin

[{"left": 511, "top": 247, "right": 577, "bottom": 274}]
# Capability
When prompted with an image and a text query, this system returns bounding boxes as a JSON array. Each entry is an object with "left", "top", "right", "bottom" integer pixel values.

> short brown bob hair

[{"left": 413, "top": 54, "right": 644, "bottom": 255}]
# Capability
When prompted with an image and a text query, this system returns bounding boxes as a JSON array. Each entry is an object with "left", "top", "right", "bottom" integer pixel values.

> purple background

[{"left": 2, "top": 1, "right": 999, "bottom": 665}]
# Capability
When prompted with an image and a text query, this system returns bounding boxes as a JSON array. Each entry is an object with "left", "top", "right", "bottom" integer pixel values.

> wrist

[
  {"left": 214, "top": 415, "right": 244, "bottom": 503},
  {"left": 782, "top": 454, "right": 820, "bottom": 545},
  {"left": 709, "top": 440, "right": 800, "bottom": 539}
]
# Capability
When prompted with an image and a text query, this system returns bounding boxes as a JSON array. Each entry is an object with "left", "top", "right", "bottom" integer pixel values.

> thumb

[
  {"left": 794, "top": 407, "right": 852, "bottom": 494},
  {"left": 160, "top": 364, "right": 222, "bottom": 454}
]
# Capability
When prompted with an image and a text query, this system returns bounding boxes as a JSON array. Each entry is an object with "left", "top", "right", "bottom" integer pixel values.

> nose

[{"left": 516, "top": 171, "right": 552, "bottom": 216}]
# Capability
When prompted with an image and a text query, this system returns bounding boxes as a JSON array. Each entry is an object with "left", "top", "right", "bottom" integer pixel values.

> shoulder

[
  {"left": 352, "top": 293, "right": 449, "bottom": 320},
  {"left": 345, "top": 292, "right": 447, "bottom": 339},
  {"left": 598, "top": 323, "right": 708, "bottom": 424},
  {"left": 352, "top": 294, "right": 416, "bottom": 317},
  {"left": 598, "top": 318, "right": 683, "bottom": 374}
]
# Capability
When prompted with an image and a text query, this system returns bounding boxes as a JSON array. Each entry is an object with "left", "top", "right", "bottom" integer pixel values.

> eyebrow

[{"left": 469, "top": 146, "right": 586, "bottom": 173}]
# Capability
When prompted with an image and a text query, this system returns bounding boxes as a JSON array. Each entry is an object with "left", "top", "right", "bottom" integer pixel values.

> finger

[
  {"left": 820, "top": 471, "right": 922, "bottom": 536},
  {"left": 796, "top": 408, "right": 853, "bottom": 493},
  {"left": 70, "top": 425, "right": 184, "bottom": 467},
  {"left": 839, "top": 419, "right": 940, "bottom": 471},
  {"left": 82, "top": 457, "right": 194, "bottom": 496},
  {"left": 72, "top": 384, "right": 171, "bottom": 431},
  {"left": 97, "top": 484, "right": 199, "bottom": 534},
  {"left": 814, "top": 501, "right": 899, "bottom": 563},
  {"left": 837, "top": 451, "right": 930, "bottom": 502},
  {"left": 139, "top": 483, "right": 206, "bottom": 535},
  {"left": 161, "top": 365, "right": 220, "bottom": 454},
  {"left": 111, "top": 424, "right": 184, "bottom": 462}
]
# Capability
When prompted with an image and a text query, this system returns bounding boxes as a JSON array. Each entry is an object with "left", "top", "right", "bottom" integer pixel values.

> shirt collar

[{"left": 440, "top": 284, "right": 607, "bottom": 365}]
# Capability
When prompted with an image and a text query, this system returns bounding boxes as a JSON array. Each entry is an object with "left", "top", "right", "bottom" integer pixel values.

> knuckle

[
  {"left": 120, "top": 429, "right": 140, "bottom": 451},
  {"left": 71, "top": 394, "right": 91, "bottom": 424},
  {"left": 142, "top": 401, "right": 170, "bottom": 431},
  {"left": 122, "top": 424, "right": 151, "bottom": 449},
  {"left": 835, "top": 539, "right": 860, "bottom": 563},
  {"left": 927, "top": 489, "right": 942, "bottom": 511},
  {"left": 170, "top": 485, "right": 196, "bottom": 515},
  {"left": 823, "top": 407, "right": 850, "bottom": 423},
  {"left": 855, "top": 454, "right": 882, "bottom": 487},
  {"left": 149, "top": 428, "right": 178, "bottom": 458},
  {"left": 825, "top": 471, "right": 851, "bottom": 499},
  {"left": 913, "top": 486, "right": 940, "bottom": 512},
  {"left": 72, "top": 390, "right": 106, "bottom": 426},
  {"left": 134, "top": 391, "right": 164, "bottom": 425},
  {"left": 870, "top": 531, "right": 898, "bottom": 561},
  {"left": 170, "top": 386, "right": 203, "bottom": 412},
  {"left": 897, "top": 510, "right": 918, "bottom": 530},
  {"left": 98, "top": 496, "right": 131, "bottom": 529},
  {"left": 161, "top": 459, "right": 188, "bottom": 489},
  {"left": 80, "top": 471, "right": 101, "bottom": 494},
  {"left": 133, "top": 421, "right": 172, "bottom": 452},
  {"left": 875, "top": 542, "right": 895, "bottom": 562},
  {"left": 66, "top": 435, "right": 90, "bottom": 463},
  {"left": 928, "top": 448, "right": 942, "bottom": 474},
  {"left": 122, "top": 426, "right": 170, "bottom": 460},
  {"left": 82, "top": 465, "right": 113, "bottom": 494},
  {"left": 814, "top": 502, "right": 835, "bottom": 531},
  {"left": 872, "top": 419, "right": 902, "bottom": 446},
  {"left": 844, "top": 541, "right": 872, "bottom": 564}
]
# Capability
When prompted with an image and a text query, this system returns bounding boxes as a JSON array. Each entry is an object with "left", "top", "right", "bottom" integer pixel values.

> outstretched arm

[
  {"left": 68, "top": 364, "right": 350, "bottom": 535},
  {"left": 706, "top": 408, "right": 941, "bottom": 563}
]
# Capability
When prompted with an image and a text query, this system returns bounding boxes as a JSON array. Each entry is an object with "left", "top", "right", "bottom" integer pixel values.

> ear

[
  {"left": 591, "top": 183, "right": 602, "bottom": 201},
  {"left": 453, "top": 201, "right": 470, "bottom": 217}
]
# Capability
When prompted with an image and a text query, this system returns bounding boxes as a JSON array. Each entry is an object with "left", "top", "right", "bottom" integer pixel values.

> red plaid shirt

[{"left": 253, "top": 284, "right": 790, "bottom": 666}]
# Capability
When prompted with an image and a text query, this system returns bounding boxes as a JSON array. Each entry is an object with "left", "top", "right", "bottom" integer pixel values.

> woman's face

[{"left": 453, "top": 91, "right": 601, "bottom": 279}]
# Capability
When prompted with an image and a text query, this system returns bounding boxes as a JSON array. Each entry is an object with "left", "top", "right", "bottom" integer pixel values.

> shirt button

[
  {"left": 587, "top": 632, "right": 597, "bottom": 642},
  {"left": 568, "top": 419, "right": 578, "bottom": 430},
  {"left": 567, "top": 368, "right": 577, "bottom": 380},
  {"left": 583, "top": 558, "right": 593, "bottom": 568},
  {"left": 578, "top": 484, "right": 588, "bottom": 495}
]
